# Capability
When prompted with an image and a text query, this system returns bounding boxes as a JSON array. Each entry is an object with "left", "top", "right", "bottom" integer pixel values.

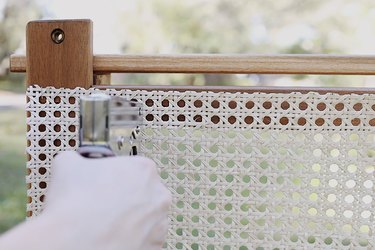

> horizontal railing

[
  {"left": 96, "top": 85, "right": 375, "bottom": 94},
  {"left": 10, "top": 54, "right": 375, "bottom": 75}
]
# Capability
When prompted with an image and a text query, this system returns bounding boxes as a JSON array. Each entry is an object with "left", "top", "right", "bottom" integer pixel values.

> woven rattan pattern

[{"left": 26, "top": 86, "right": 375, "bottom": 249}]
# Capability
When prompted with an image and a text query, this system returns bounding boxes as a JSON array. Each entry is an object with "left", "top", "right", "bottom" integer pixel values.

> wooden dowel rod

[
  {"left": 10, "top": 54, "right": 375, "bottom": 75},
  {"left": 94, "top": 73, "right": 111, "bottom": 85},
  {"left": 10, "top": 55, "right": 26, "bottom": 72},
  {"left": 96, "top": 85, "right": 375, "bottom": 94}
]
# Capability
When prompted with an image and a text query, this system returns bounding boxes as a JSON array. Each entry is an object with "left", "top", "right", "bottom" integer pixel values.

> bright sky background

[
  {"left": 2, "top": 0, "right": 375, "bottom": 87},
  {"left": 2, "top": 0, "right": 375, "bottom": 55},
  {"left": 36, "top": 0, "right": 134, "bottom": 53}
]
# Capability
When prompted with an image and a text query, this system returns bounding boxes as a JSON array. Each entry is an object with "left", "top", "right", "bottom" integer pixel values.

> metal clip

[
  {"left": 109, "top": 97, "right": 143, "bottom": 156},
  {"left": 77, "top": 94, "right": 142, "bottom": 158}
]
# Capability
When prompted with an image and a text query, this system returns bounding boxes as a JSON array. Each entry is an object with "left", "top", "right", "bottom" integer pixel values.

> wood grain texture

[
  {"left": 9, "top": 54, "right": 25, "bottom": 72},
  {"left": 94, "top": 73, "right": 111, "bottom": 85},
  {"left": 26, "top": 19, "right": 93, "bottom": 88},
  {"left": 97, "top": 85, "right": 375, "bottom": 94},
  {"left": 94, "top": 54, "right": 375, "bottom": 75},
  {"left": 11, "top": 54, "right": 375, "bottom": 75}
]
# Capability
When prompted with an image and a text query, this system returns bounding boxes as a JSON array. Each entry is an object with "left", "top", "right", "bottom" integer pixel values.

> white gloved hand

[{"left": 0, "top": 151, "right": 171, "bottom": 250}]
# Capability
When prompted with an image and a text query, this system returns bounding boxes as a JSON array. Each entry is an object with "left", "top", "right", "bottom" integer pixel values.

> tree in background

[
  {"left": 117, "top": 0, "right": 375, "bottom": 87},
  {"left": 0, "top": 0, "right": 375, "bottom": 234},
  {"left": 2, "top": 0, "right": 375, "bottom": 87},
  {"left": 0, "top": 0, "right": 41, "bottom": 91},
  {"left": 0, "top": 0, "right": 41, "bottom": 232}
]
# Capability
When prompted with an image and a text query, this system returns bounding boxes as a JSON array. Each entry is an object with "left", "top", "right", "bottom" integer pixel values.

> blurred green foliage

[
  {"left": 0, "top": 109, "right": 27, "bottom": 233},
  {"left": 2, "top": 0, "right": 375, "bottom": 86},
  {"left": 1, "top": 0, "right": 375, "bottom": 234},
  {"left": 0, "top": 0, "right": 41, "bottom": 67},
  {"left": 115, "top": 0, "right": 375, "bottom": 86},
  {"left": 0, "top": 77, "right": 25, "bottom": 93}
]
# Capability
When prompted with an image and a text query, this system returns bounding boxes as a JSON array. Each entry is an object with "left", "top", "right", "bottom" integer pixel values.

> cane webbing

[{"left": 26, "top": 85, "right": 375, "bottom": 249}]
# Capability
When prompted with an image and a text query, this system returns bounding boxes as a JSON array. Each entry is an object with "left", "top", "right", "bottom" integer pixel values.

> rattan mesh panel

[{"left": 26, "top": 86, "right": 375, "bottom": 249}]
